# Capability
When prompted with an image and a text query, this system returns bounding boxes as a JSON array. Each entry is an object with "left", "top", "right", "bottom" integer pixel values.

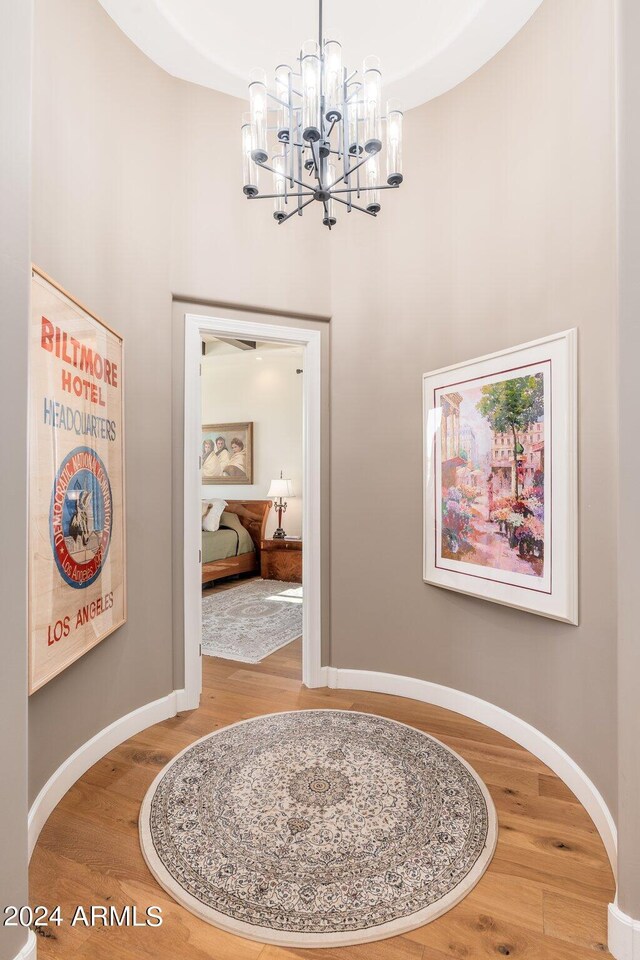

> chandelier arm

[
  {"left": 296, "top": 122, "right": 305, "bottom": 213},
  {"left": 333, "top": 149, "right": 378, "bottom": 188},
  {"left": 310, "top": 140, "right": 324, "bottom": 191},
  {"left": 257, "top": 159, "right": 309, "bottom": 192},
  {"left": 341, "top": 87, "right": 351, "bottom": 212},
  {"left": 267, "top": 92, "right": 292, "bottom": 109},
  {"left": 330, "top": 184, "right": 400, "bottom": 194},
  {"left": 332, "top": 195, "right": 377, "bottom": 217},
  {"left": 290, "top": 80, "right": 297, "bottom": 194},
  {"left": 277, "top": 196, "right": 315, "bottom": 224},
  {"left": 247, "top": 191, "right": 315, "bottom": 200}
]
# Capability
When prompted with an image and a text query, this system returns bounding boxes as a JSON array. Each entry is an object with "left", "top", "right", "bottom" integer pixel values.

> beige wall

[
  {"left": 329, "top": 0, "right": 618, "bottom": 812},
  {"left": 29, "top": 0, "right": 178, "bottom": 799},
  {"left": 616, "top": 0, "right": 640, "bottom": 920},
  {"left": 29, "top": 0, "right": 332, "bottom": 800},
  {"left": 1, "top": 4, "right": 32, "bottom": 956},
  {"left": 29, "top": 0, "right": 619, "bottom": 873},
  {"left": 170, "top": 80, "right": 331, "bottom": 317}
]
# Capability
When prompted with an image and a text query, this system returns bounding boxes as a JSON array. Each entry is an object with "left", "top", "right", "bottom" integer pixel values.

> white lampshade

[{"left": 268, "top": 477, "right": 294, "bottom": 499}]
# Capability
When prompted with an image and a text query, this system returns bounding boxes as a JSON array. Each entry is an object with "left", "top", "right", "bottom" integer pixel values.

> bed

[{"left": 201, "top": 499, "right": 271, "bottom": 586}]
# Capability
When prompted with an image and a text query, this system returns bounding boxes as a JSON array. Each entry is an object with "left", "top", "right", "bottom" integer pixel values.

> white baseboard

[
  {"left": 175, "top": 686, "right": 199, "bottom": 712},
  {"left": 609, "top": 902, "right": 640, "bottom": 960},
  {"left": 28, "top": 691, "right": 180, "bottom": 859},
  {"left": 307, "top": 664, "right": 329, "bottom": 688},
  {"left": 325, "top": 666, "right": 617, "bottom": 875},
  {"left": 11, "top": 930, "right": 37, "bottom": 960}
]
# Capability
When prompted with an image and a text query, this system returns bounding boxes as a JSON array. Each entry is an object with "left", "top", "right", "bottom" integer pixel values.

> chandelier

[{"left": 241, "top": 0, "right": 404, "bottom": 229}]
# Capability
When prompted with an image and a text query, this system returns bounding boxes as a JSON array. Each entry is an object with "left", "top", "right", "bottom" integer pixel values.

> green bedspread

[{"left": 202, "top": 511, "right": 255, "bottom": 564}]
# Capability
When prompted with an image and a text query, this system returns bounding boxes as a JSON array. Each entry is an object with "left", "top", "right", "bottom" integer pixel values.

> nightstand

[{"left": 260, "top": 539, "right": 302, "bottom": 583}]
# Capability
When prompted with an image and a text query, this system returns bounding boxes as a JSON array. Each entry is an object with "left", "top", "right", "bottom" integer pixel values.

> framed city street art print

[
  {"left": 29, "top": 267, "right": 126, "bottom": 693},
  {"left": 423, "top": 330, "right": 577, "bottom": 624}
]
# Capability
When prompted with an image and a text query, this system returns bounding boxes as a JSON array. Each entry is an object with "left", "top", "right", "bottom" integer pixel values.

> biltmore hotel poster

[{"left": 29, "top": 268, "right": 126, "bottom": 693}]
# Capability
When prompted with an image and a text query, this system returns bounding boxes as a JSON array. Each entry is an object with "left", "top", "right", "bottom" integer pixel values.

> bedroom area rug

[
  {"left": 202, "top": 578, "right": 302, "bottom": 663},
  {"left": 139, "top": 710, "right": 498, "bottom": 948}
]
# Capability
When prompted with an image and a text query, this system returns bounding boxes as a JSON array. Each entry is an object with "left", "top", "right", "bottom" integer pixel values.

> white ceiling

[{"left": 98, "top": 0, "right": 543, "bottom": 110}]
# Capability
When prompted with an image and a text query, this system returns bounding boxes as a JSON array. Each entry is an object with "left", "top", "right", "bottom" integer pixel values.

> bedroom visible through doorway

[
  {"left": 183, "top": 312, "right": 323, "bottom": 710},
  {"left": 200, "top": 337, "right": 304, "bottom": 673}
]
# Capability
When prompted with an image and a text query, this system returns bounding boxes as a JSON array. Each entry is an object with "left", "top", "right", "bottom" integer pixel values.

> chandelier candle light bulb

[
  {"left": 386, "top": 98, "right": 404, "bottom": 185},
  {"left": 241, "top": 113, "right": 259, "bottom": 197},
  {"left": 323, "top": 160, "right": 337, "bottom": 227},
  {"left": 347, "top": 82, "right": 362, "bottom": 156},
  {"left": 324, "top": 40, "right": 343, "bottom": 121},
  {"left": 363, "top": 55, "right": 382, "bottom": 154},
  {"left": 365, "top": 153, "right": 381, "bottom": 214},
  {"left": 241, "top": 0, "right": 404, "bottom": 228},
  {"left": 273, "top": 153, "right": 287, "bottom": 222},
  {"left": 275, "top": 64, "right": 292, "bottom": 143},
  {"left": 301, "top": 40, "right": 322, "bottom": 143},
  {"left": 249, "top": 68, "right": 268, "bottom": 163}
]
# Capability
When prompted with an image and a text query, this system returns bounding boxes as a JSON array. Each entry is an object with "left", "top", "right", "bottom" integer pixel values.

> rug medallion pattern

[{"left": 141, "top": 710, "right": 497, "bottom": 945}]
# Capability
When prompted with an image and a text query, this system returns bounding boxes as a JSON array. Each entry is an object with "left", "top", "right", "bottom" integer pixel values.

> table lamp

[{"left": 267, "top": 473, "right": 295, "bottom": 539}]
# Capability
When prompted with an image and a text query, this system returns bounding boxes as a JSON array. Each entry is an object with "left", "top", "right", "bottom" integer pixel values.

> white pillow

[{"left": 202, "top": 499, "right": 228, "bottom": 532}]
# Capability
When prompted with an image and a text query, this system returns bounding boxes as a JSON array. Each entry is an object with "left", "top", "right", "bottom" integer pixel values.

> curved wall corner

[
  {"left": 328, "top": 0, "right": 618, "bottom": 834},
  {"left": 29, "top": 692, "right": 181, "bottom": 857},
  {"left": 1, "top": 0, "right": 32, "bottom": 958},
  {"left": 27, "top": 3, "right": 621, "bottom": 940},
  {"left": 28, "top": 665, "right": 617, "bottom": 902},
  {"left": 28, "top": 664, "right": 617, "bottom": 885},
  {"left": 324, "top": 667, "right": 617, "bottom": 874},
  {"left": 28, "top": 0, "right": 179, "bottom": 803},
  {"left": 28, "top": 0, "right": 330, "bottom": 808}
]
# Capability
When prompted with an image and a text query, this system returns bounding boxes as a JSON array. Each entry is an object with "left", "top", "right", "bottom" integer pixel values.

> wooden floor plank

[
  {"left": 29, "top": 586, "right": 615, "bottom": 958},
  {"left": 539, "top": 774, "right": 581, "bottom": 804},
  {"left": 543, "top": 890, "right": 610, "bottom": 952}
]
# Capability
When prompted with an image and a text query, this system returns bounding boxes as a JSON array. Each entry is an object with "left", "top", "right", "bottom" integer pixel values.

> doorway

[{"left": 181, "top": 313, "right": 323, "bottom": 710}]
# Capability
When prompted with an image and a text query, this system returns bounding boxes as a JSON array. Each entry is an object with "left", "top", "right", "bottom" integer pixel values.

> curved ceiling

[{"left": 98, "top": 0, "right": 543, "bottom": 110}]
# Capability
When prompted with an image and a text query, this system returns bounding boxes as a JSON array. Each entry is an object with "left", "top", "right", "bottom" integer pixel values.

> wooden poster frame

[{"left": 28, "top": 266, "right": 127, "bottom": 693}]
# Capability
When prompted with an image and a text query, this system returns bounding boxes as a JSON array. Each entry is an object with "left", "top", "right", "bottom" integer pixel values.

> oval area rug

[{"left": 139, "top": 710, "right": 497, "bottom": 947}]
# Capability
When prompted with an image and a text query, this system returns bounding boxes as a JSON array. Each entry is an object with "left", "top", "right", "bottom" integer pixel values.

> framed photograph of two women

[
  {"left": 202, "top": 422, "right": 254, "bottom": 484},
  {"left": 28, "top": 267, "right": 126, "bottom": 694},
  {"left": 423, "top": 330, "right": 578, "bottom": 624}
]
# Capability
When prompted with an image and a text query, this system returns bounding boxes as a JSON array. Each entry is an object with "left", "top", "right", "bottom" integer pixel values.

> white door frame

[{"left": 180, "top": 312, "right": 323, "bottom": 711}]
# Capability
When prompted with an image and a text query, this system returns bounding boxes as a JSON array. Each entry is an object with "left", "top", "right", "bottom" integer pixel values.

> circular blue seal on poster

[{"left": 49, "top": 446, "right": 113, "bottom": 589}]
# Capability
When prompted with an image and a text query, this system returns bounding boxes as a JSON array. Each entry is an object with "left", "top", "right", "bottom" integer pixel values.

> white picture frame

[{"left": 423, "top": 329, "right": 578, "bottom": 624}]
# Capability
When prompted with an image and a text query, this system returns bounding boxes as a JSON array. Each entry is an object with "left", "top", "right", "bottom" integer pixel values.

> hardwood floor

[{"left": 30, "top": 629, "right": 615, "bottom": 959}]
